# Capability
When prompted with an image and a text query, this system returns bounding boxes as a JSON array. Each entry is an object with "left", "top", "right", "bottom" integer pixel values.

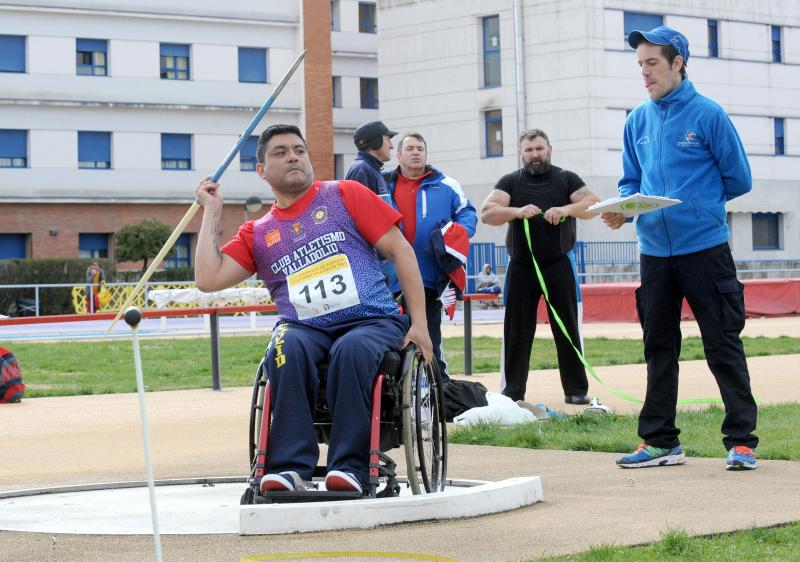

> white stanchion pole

[{"left": 125, "top": 307, "right": 163, "bottom": 562}]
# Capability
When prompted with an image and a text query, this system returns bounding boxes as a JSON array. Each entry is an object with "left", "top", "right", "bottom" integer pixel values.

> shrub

[{"left": 0, "top": 258, "right": 115, "bottom": 316}]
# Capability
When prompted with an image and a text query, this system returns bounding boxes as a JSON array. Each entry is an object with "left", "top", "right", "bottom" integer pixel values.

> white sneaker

[
  {"left": 325, "top": 470, "right": 363, "bottom": 494},
  {"left": 259, "top": 471, "right": 309, "bottom": 493}
]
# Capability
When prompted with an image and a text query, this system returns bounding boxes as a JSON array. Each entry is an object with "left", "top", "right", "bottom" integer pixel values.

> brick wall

[
  {"left": 302, "top": 0, "right": 334, "bottom": 180},
  {"left": 1, "top": 202, "right": 268, "bottom": 268}
]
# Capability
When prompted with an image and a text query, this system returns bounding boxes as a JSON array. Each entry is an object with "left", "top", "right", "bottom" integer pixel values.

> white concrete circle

[{"left": 0, "top": 476, "right": 543, "bottom": 535}]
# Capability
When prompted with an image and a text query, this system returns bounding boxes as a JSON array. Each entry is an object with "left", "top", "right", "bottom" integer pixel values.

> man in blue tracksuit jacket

[
  {"left": 385, "top": 132, "right": 477, "bottom": 379},
  {"left": 603, "top": 26, "right": 759, "bottom": 471}
]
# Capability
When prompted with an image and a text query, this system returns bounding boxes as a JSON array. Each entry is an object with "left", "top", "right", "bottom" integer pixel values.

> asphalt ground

[{"left": 1, "top": 316, "right": 798, "bottom": 561}]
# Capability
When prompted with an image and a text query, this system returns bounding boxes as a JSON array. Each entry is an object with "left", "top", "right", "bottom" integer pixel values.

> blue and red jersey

[{"left": 222, "top": 180, "right": 402, "bottom": 326}]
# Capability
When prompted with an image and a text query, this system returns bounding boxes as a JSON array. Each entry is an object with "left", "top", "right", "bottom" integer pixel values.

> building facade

[
  {"left": 378, "top": 0, "right": 800, "bottom": 263},
  {"left": 0, "top": 0, "right": 379, "bottom": 266}
]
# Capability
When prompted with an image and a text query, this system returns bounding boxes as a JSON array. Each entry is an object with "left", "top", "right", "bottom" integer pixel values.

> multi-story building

[
  {"left": 0, "top": 0, "right": 379, "bottom": 266},
  {"left": 378, "top": 0, "right": 800, "bottom": 263}
]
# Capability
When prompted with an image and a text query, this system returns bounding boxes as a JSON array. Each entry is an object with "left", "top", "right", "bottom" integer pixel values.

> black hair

[
  {"left": 257, "top": 124, "right": 306, "bottom": 163},
  {"left": 659, "top": 44, "right": 687, "bottom": 79}
]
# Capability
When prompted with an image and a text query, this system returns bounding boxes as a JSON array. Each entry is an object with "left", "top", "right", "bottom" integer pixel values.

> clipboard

[{"left": 588, "top": 193, "right": 681, "bottom": 217}]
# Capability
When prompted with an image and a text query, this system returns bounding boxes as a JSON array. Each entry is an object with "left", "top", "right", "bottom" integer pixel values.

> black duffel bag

[{"left": 441, "top": 379, "right": 488, "bottom": 422}]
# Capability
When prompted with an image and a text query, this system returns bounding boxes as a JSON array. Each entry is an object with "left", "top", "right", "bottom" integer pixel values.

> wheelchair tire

[
  {"left": 402, "top": 349, "right": 447, "bottom": 495},
  {"left": 247, "top": 360, "right": 268, "bottom": 473}
]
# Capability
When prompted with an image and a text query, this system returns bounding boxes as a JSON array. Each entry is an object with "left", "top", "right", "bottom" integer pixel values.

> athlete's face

[
  {"left": 257, "top": 133, "right": 314, "bottom": 195},
  {"left": 636, "top": 42, "right": 683, "bottom": 100},
  {"left": 520, "top": 136, "right": 551, "bottom": 175}
]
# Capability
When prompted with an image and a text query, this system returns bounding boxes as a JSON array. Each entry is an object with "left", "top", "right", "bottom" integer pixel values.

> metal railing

[
  {"left": 0, "top": 279, "right": 270, "bottom": 317},
  {"left": 468, "top": 242, "right": 800, "bottom": 286}
]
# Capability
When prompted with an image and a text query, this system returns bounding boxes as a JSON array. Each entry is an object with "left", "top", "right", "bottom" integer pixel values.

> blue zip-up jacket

[
  {"left": 385, "top": 165, "right": 477, "bottom": 292},
  {"left": 344, "top": 151, "right": 391, "bottom": 202},
  {"left": 619, "top": 79, "right": 751, "bottom": 257}
]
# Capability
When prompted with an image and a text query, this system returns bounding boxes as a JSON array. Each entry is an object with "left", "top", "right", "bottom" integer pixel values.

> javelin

[{"left": 104, "top": 49, "right": 308, "bottom": 337}]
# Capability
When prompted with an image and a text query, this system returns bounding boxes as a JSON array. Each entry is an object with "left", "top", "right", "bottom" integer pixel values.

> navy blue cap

[
  {"left": 354, "top": 121, "right": 398, "bottom": 150},
  {"left": 628, "top": 25, "right": 690, "bottom": 62}
]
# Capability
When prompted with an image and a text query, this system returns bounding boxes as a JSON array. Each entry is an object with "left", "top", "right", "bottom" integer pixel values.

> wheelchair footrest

[
  {"left": 370, "top": 449, "right": 397, "bottom": 479},
  {"left": 260, "top": 490, "right": 364, "bottom": 503}
]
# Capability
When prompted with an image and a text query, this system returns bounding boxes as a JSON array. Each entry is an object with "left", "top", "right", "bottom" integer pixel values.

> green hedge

[
  {"left": 0, "top": 258, "right": 115, "bottom": 316},
  {"left": 0, "top": 260, "right": 195, "bottom": 316},
  {"left": 113, "top": 267, "right": 195, "bottom": 283}
]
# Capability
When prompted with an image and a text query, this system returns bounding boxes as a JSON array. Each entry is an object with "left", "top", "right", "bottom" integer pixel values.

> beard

[{"left": 524, "top": 158, "right": 551, "bottom": 176}]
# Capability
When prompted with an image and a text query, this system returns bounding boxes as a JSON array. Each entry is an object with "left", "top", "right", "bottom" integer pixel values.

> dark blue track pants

[
  {"left": 636, "top": 243, "right": 758, "bottom": 451},
  {"left": 264, "top": 315, "right": 409, "bottom": 487}
]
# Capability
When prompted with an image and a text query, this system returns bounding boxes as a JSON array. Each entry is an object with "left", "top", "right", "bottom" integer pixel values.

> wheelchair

[{"left": 241, "top": 344, "right": 448, "bottom": 504}]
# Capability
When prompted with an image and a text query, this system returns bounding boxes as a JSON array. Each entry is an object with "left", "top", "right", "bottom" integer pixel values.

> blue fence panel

[
  {"left": 466, "top": 242, "right": 496, "bottom": 293},
  {"left": 468, "top": 241, "right": 637, "bottom": 288}
]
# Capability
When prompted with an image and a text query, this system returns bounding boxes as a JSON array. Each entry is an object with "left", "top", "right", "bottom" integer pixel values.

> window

[
  {"left": 774, "top": 117, "right": 785, "bottom": 156},
  {"left": 360, "top": 77, "right": 378, "bottom": 109},
  {"left": 332, "top": 76, "right": 342, "bottom": 108},
  {"left": 164, "top": 234, "right": 191, "bottom": 268},
  {"left": 76, "top": 38, "right": 107, "bottom": 76},
  {"left": 771, "top": 25, "right": 782, "bottom": 63},
  {"left": 334, "top": 154, "right": 344, "bottom": 179},
  {"left": 623, "top": 12, "right": 663, "bottom": 48},
  {"left": 0, "top": 35, "right": 25, "bottom": 73},
  {"left": 0, "top": 129, "right": 27, "bottom": 168},
  {"left": 160, "top": 43, "right": 190, "bottom": 80},
  {"left": 752, "top": 213, "right": 781, "bottom": 250},
  {"left": 484, "top": 110, "right": 503, "bottom": 157},
  {"left": 482, "top": 15, "right": 501, "bottom": 88},
  {"left": 238, "top": 47, "right": 267, "bottom": 83},
  {"left": 161, "top": 133, "right": 191, "bottom": 170},
  {"left": 331, "top": 0, "right": 340, "bottom": 31},
  {"left": 359, "top": 3, "right": 377, "bottom": 34},
  {"left": 0, "top": 234, "right": 28, "bottom": 259},
  {"left": 79, "top": 233, "right": 109, "bottom": 259},
  {"left": 78, "top": 131, "right": 111, "bottom": 169},
  {"left": 239, "top": 135, "right": 258, "bottom": 171},
  {"left": 707, "top": 20, "right": 719, "bottom": 58}
]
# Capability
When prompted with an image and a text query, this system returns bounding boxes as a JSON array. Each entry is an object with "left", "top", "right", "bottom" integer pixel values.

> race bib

[{"left": 287, "top": 254, "right": 360, "bottom": 319}]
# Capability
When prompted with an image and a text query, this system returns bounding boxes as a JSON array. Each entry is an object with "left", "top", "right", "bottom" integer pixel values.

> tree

[{"left": 115, "top": 219, "right": 174, "bottom": 272}]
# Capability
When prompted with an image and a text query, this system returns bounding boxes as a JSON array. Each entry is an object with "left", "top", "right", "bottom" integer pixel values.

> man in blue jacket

[
  {"left": 344, "top": 121, "right": 397, "bottom": 202},
  {"left": 385, "top": 132, "right": 478, "bottom": 379},
  {"left": 603, "top": 26, "right": 759, "bottom": 471}
]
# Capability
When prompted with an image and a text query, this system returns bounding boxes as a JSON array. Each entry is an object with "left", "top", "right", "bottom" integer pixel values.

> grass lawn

[
  {"left": 449, "top": 403, "right": 799, "bottom": 461},
  {"left": 535, "top": 524, "right": 800, "bottom": 561},
  {"left": 11, "top": 335, "right": 800, "bottom": 397},
  {"left": 452, "top": 404, "right": 800, "bottom": 561}
]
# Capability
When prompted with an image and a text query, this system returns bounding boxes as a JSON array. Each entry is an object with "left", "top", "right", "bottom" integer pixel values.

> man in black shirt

[{"left": 481, "top": 129, "right": 599, "bottom": 405}]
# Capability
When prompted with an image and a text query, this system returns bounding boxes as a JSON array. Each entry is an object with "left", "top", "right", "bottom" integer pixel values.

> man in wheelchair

[{"left": 194, "top": 124, "right": 433, "bottom": 496}]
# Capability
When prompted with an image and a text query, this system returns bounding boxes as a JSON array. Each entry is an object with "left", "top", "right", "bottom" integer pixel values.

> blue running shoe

[
  {"left": 617, "top": 443, "right": 686, "bottom": 468},
  {"left": 726, "top": 446, "right": 757, "bottom": 470}
]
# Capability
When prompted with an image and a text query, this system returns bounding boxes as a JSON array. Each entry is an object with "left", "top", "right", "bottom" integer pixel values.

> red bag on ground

[{"left": 0, "top": 347, "right": 25, "bottom": 403}]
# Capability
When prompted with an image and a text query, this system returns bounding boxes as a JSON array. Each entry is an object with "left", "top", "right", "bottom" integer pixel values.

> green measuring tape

[{"left": 523, "top": 219, "right": 723, "bottom": 405}]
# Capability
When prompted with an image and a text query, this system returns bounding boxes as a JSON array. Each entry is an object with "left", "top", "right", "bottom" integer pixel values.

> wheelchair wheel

[
  {"left": 402, "top": 349, "right": 447, "bottom": 495},
  {"left": 247, "top": 359, "right": 268, "bottom": 473}
]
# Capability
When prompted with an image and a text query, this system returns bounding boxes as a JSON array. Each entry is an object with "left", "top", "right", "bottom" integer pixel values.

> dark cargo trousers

[
  {"left": 263, "top": 315, "right": 408, "bottom": 488},
  {"left": 636, "top": 243, "right": 758, "bottom": 451}
]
